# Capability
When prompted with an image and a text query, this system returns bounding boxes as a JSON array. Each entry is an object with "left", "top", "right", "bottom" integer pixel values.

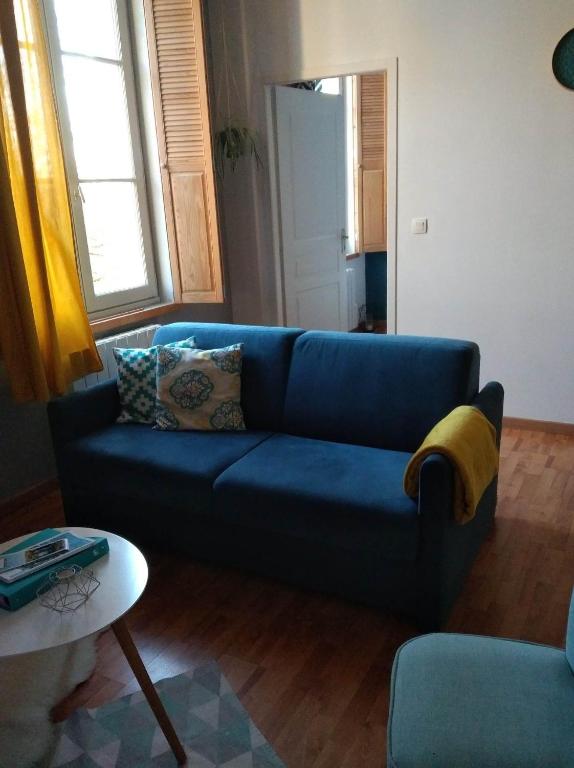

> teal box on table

[{"left": 0, "top": 528, "right": 109, "bottom": 611}]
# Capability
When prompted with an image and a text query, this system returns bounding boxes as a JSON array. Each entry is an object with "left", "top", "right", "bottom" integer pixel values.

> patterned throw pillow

[
  {"left": 155, "top": 344, "right": 246, "bottom": 431},
  {"left": 114, "top": 337, "right": 196, "bottom": 424}
]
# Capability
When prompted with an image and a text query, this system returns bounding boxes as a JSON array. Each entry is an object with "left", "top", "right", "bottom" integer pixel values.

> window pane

[
  {"left": 318, "top": 78, "right": 341, "bottom": 95},
  {"left": 81, "top": 182, "right": 148, "bottom": 296},
  {"left": 53, "top": 0, "right": 120, "bottom": 60},
  {"left": 62, "top": 56, "right": 134, "bottom": 179}
]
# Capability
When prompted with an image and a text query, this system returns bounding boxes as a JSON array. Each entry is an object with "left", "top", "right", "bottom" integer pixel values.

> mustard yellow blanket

[{"left": 403, "top": 405, "right": 499, "bottom": 524}]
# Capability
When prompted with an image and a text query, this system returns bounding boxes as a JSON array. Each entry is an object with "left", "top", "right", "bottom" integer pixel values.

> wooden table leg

[{"left": 112, "top": 617, "right": 187, "bottom": 765}]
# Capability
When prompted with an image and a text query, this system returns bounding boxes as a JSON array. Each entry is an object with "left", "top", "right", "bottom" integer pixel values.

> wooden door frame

[{"left": 264, "top": 58, "right": 398, "bottom": 333}]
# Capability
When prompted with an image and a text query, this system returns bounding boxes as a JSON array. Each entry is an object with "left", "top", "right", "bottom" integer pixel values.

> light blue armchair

[{"left": 387, "top": 589, "right": 574, "bottom": 767}]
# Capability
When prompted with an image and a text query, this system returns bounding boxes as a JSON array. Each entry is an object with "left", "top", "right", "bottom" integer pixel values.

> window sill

[{"left": 90, "top": 302, "right": 181, "bottom": 336}]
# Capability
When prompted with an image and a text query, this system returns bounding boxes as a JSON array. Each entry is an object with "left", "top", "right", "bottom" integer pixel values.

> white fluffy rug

[{"left": 0, "top": 636, "right": 97, "bottom": 768}]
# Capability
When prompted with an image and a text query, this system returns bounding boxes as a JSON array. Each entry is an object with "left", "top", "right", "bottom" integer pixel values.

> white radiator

[{"left": 73, "top": 324, "right": 161, "bottom": 391}]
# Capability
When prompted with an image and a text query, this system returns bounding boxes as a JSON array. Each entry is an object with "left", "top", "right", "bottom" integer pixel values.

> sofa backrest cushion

[
  {"left": 153, "top": 323, "right": 303, "bottom": 431},
  {"left": 283, "top": 332, "right": 480, "bottom": 452}
]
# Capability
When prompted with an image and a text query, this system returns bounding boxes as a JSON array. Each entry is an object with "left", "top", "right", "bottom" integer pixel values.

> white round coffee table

[{"left": 0, "top": 527, "right": 186, "bottom": 764}]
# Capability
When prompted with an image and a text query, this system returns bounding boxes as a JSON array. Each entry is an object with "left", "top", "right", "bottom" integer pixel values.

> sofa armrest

[
  {"left": 416, "top": 414, "right": 501, "bottom": 627},
  {"left": 416, "top": 379, "right": 504, "bottom": 521},
  {"left": 416, "top": 380, "right": 504, "bottom": 517},
  {"left": 418, "top": 452, "right": 454, "bottom": 521},
  {"left": 48, "top": 380, "right": 120, "bottom": 449},
  {"left": 471, "top": 381, "right": 504, "bottom": 447}
]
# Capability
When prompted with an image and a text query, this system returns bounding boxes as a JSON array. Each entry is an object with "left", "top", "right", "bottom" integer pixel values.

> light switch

[{"left": 411, "top": 217, "right": 428, "bottom": 234}]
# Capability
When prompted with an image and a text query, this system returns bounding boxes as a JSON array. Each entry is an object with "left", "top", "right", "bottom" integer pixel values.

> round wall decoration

[{"left": 552, "top": 28, "right": 574, "bottom": 90}]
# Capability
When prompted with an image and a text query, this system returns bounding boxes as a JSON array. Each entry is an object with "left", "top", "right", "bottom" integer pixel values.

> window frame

[{"left": 41, "top": 0, "right": 160, "bottom": 319}]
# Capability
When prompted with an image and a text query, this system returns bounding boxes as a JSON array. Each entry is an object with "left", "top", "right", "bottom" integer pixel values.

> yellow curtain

[{"left": 0, "top": 0, "right": 101, "bottom": 402}]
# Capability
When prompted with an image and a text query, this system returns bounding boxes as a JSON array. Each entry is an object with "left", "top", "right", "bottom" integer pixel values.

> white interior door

[{"left": 274, "top": 85, "right": 347, "bottom": 330}]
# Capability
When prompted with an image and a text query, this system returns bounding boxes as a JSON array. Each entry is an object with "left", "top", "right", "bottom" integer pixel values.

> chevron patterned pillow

[{"left": 113, "top": 337, "right": 196, "bottom": 424}]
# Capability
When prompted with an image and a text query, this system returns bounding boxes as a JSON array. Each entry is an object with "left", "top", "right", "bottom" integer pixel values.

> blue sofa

[{"left": 48, "top": 323, "right": 504, "bottom": 628}]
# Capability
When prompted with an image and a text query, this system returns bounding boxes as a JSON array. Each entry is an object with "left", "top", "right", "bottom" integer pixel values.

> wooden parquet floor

[{"left": 2, "top": 427, "right": 573, "bottom": 767}]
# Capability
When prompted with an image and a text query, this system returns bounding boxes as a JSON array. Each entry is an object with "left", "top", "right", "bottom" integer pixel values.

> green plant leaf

[{"left": 214, "top": 122, "right": 263, "bottom": 178}]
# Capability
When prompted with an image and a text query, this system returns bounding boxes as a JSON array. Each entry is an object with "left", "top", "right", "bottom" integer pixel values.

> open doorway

[{"left": 266, "top": 62, "right": 396, "bottom": 333}]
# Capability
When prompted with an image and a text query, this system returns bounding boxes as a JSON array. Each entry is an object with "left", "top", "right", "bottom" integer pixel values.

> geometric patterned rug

[{"left": 48, "top": 662, "right": 285, "bottom": 767}]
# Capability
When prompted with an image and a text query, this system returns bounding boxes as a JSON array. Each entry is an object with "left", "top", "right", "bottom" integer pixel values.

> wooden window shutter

[
  {"left": 357, "top": 72, "right": 387, "bottom": 252},
  {"left": 144, "top": 0, "right": 223, "bottom": 302}
]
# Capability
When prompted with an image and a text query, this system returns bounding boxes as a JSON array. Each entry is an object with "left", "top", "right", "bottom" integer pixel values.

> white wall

[
  {"left": 208, "top": 0, "right": 574, "bottom": 423},
  {"left": 0, "top": 365, "right": 57, "bottom": 500}
]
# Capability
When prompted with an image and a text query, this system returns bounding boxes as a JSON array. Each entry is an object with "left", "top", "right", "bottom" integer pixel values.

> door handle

[{"left": 341, "top": 228, "right": 349, "bottom": 254}]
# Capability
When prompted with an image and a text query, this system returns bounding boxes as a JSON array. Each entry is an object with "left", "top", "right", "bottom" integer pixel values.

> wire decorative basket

[{"left": 37, "top": 564, "right": 100, "bottom": 613}]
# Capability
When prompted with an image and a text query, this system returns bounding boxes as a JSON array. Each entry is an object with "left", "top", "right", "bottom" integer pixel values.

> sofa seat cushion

[
  {"left": 213, "top": 434, "right": 419, "bottom": 561},
  {"left": 61, "top": 424, "right": 272, "bottom": 514},
  {"left": 388, "top": 633, "right": 574, "bottom": 768}
]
